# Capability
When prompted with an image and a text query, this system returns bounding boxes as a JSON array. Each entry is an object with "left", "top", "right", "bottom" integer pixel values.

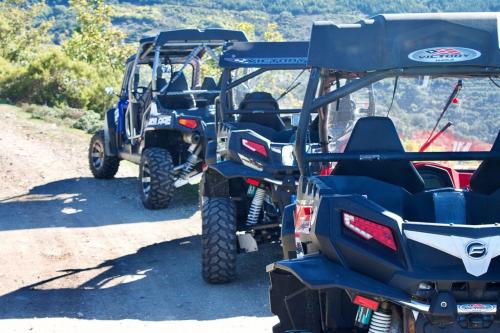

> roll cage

[
  {"left": 217, "top": 41, "right": 310, "bottom": 123},
  {"left": 128, "top": 29, "right": 248, "bottom": 105},
  {"left": 296, "top": 13, "right": 500, "bottom": 176}
]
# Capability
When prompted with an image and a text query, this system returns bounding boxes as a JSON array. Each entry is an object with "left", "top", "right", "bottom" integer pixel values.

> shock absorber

[
  {"left": 368, "top": 307, "right": 392, "bottom": 333},
  {"left": 247, "top": 187, "right": 266, "bottom": 225},
  {"left": 178, "top": 143, "right": 201, "bottom": 180}
]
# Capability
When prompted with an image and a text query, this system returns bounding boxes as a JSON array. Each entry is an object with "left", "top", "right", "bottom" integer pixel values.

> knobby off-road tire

[
  {"left": 202, "top": 197, "right": 237, "bottom": 284},
  {"left": 88, "top": 130, "right": 120, "bottom": 179},
  {"left": 139, "top": 148, "right": 175, "bottom": 210}
]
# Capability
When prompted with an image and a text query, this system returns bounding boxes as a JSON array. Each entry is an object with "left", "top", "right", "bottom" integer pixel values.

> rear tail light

[
  {"left": 242, "top": 139, "right": 268, "bottom": 157},
  {"left": 353, "top": 295, "right": 379, "bottom": 311},
  {"left": 246, "top": 178, "right": 260, "bottom": 187},
  {"left": 343, "top": 212, "right": 397, "bottom": 251},
  {"left": 294, "top": 202, "right": 313, "bottom": 233},
  {"left": 320, "top": 163, "right": 333, "bottom": 176},
  {"left": 178, "top": 118, "right": 197, "bottom": 129}
]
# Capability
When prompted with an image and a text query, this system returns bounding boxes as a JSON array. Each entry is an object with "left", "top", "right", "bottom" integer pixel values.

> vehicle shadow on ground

[
  {"left": 0, "top": 235, "right": 281, "bottom": 321},
  {"left": 0, "top": 177, "right": 199, "bottom": 231}
]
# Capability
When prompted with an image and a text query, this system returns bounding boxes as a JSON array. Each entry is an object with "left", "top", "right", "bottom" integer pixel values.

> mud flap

[
  {"left": 237, "top": 233, "right": 258, "bottom": 253},
  {"left": 281, "top": 204, "right": 296, "bottom": 259},
  {"left": 268, "top": 269, "right": 322, "bottom": 333},
  {"left": 174, "top": 171, "right": 203, "bottom": 188}
]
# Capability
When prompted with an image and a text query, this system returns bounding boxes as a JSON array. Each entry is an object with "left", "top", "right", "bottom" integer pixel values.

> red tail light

[
  {"left": 178, "top": 118, "right": 197, "bottom": 129},
  {"left": 241, "top": 139, "right": 268, "bottom": 157},
  {"left": 294, "top": 203, "right": 313, "bottom": 233},
  {"left": 246, "top": 178, "right": 260, "bottom": 187},
  {"left": 353, "top": 295, "right": 379, "bottom": 311},
  {"left": 343, "top": 212, "right": 397, "bottom": 251}
]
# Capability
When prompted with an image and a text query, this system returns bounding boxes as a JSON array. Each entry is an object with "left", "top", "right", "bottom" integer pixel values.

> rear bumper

[{"left": 268, "top": 255, "right": 500, "bottom": 316}]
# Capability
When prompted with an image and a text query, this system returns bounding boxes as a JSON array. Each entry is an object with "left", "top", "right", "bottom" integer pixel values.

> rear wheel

[
  {"left": 139, "top": 148, "right": 175, "bottom": 209},
  {"left": 202, "top": 197, "right": 237, "bottom": 284},
  {"left": 88, "top": 130, "right": 119, "bottom": 179}
]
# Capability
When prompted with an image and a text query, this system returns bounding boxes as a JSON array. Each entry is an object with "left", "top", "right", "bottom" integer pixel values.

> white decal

[
  {"left": 157, "top": 115, "right": 171, "bottom": 126},
  {"left": 408, "top": 47, "right": 481, "bottom": 63},
  {"left": 225, "top": 56, "right": 307, "bottom": 65},
  {"left": 148, "top": 117, "right": 158, "bottom": 126},
  {"left": 405, "top": 230, "right": 500, "bottom": 277}
]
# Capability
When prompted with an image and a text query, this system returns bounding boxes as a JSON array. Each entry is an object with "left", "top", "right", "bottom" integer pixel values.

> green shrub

[
  {"left": 72, "top": 110, "right": 102, "bottom": 133},
  {"left": 0, "top": 56, "right": 24, "bottom": 102},
  {"left": 21, "top": 103, "right": 103, "bottom": 133},
  {"left": 1, "top": 48, "right": 118, "bottom": 114}
]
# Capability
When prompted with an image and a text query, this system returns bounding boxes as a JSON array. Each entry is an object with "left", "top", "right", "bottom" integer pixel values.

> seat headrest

[
  {"left": 200, "top": 76, "right": 218, "bottom": 90},
  {"left": 167, "top": 72, "right": 189, "bottom": 92},
  {"left": 344, "top": 116, "right": 405, "bottom": 152},
  {"left": 158, "top": 71, "right": 195, "bottom": 109},
  {"left": 334, "top": 116, "right": 425, "bottom": 194},
  {"left": 239, "top": 92, "right": 279, "bottom": 110}
]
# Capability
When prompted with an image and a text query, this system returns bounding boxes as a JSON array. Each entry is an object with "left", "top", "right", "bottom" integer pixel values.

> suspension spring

[
  {"left": 368, "top": 311, "right": 392, "bottom": 333},
  {"left": 179, "top": 144, "right": 201, "bottom": 179},
  {"left": 247, "top": 187, "right": 266, "bottom": 225}
]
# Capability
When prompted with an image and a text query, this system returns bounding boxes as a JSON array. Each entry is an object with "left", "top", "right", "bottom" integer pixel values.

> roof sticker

[{"left": 408, "top": 47, "right": 481, "bottom": 63}]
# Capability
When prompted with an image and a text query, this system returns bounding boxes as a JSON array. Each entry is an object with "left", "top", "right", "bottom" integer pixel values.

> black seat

[
  {"left": 333, "top": 117, "right": 425, "bottom": 194},
  {"left": 158, "top": 72, "right": 195, "bottom": 109},
  {"left": 238, "top": 92, "right": 286, "bottom": 132},
  {"left": 470, "top": 132, "right": 500, "bottom": 195},
  {"left": 197, "top": 76, "right": 219, "bottom": 107}
]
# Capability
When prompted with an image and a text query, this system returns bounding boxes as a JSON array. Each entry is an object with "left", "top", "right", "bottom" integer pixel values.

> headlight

[{"left": 281, "top": 145, "right": 295, "bottom": 166}]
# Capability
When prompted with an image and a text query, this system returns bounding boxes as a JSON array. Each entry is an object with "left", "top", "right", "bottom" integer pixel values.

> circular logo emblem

[
  {"left": 466, "top": 241, "right": 487, "bottom": 259},
  {"left": 408, "top": 47, "right": 481, "bottom": 63}
]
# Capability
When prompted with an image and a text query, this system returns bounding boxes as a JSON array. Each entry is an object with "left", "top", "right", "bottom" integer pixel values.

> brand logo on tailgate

[
  {"left": 466, "top": 241, "right": 487, "bottom": 259},
  {"left": 408, "top": 47, "right": 481, "bottom": 63}
]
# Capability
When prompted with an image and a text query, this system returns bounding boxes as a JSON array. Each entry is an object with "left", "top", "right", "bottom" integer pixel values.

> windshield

[
  {"left": 231, "top": 68, "right": 308, "bottom": 110},
  {"left": 323, "top": 76, "right": 499, "bottom": 169}
]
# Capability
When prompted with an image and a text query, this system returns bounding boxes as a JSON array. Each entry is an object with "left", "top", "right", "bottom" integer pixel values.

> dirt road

[{"left": 0, "top": 105, "right": 279, "bottom": 332}]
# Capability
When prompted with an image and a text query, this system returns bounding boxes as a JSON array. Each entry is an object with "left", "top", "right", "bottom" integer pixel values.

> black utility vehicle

[
  {"left": 88, "top": 29, "right": 246, "bottom": 209},
  {"left": 268, "top": 13, "right": 500, "bottom": 333},
  {"left": 200, "top": 41, "right": 313, "bottom": 283}
]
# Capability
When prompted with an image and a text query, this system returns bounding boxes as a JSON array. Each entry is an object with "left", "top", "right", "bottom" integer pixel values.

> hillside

[{"left": 45, "top": 0, "right": 500, "bottom": 42}]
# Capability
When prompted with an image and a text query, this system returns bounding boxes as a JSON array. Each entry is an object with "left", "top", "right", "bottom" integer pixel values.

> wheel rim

[
  {"left": 91, "top": 141, "right": 104, "bottom": 169},
  {"left": 141, "top": 162, "right": 151, "bottom": 197}
]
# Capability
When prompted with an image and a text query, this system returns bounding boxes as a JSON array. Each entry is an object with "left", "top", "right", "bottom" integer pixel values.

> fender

[
  {"left": 268, "top": 255, "right": 408, "bottom": 302},
  {"left": 204, "top": 139, "right": 217, "bottom": 165},
  {"left": 103, "top": 108, "right": 118, "bottom": 156}
]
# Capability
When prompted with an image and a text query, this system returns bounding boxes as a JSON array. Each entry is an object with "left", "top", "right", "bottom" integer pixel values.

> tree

[
  {"left": 0, "top": 0, "right": 53, "bottom": 63},
  {"left": 263, "top": 23, "right": 284, "bottom": 42},
  {"left": 63, "top": 0, "right": 133, "bottom": 71}
]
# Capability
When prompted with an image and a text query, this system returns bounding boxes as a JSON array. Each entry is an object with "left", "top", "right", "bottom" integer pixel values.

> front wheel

[
  {"left": 202, "top": 197, "right": 237, "bottom": 284},
  {"left": 88, "top": 130, "right": 120, "bottom": 179},
  {"left": 139, "top": 148, "right": 175, "bottom": 209}
]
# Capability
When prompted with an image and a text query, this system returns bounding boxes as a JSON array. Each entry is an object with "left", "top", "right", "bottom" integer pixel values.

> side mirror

[
  {"left": 291, "top": 114, "right": 301, "bottom": 127},
  {"left": 105, "top": 87, "right": 115, "bottom": 95}
]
